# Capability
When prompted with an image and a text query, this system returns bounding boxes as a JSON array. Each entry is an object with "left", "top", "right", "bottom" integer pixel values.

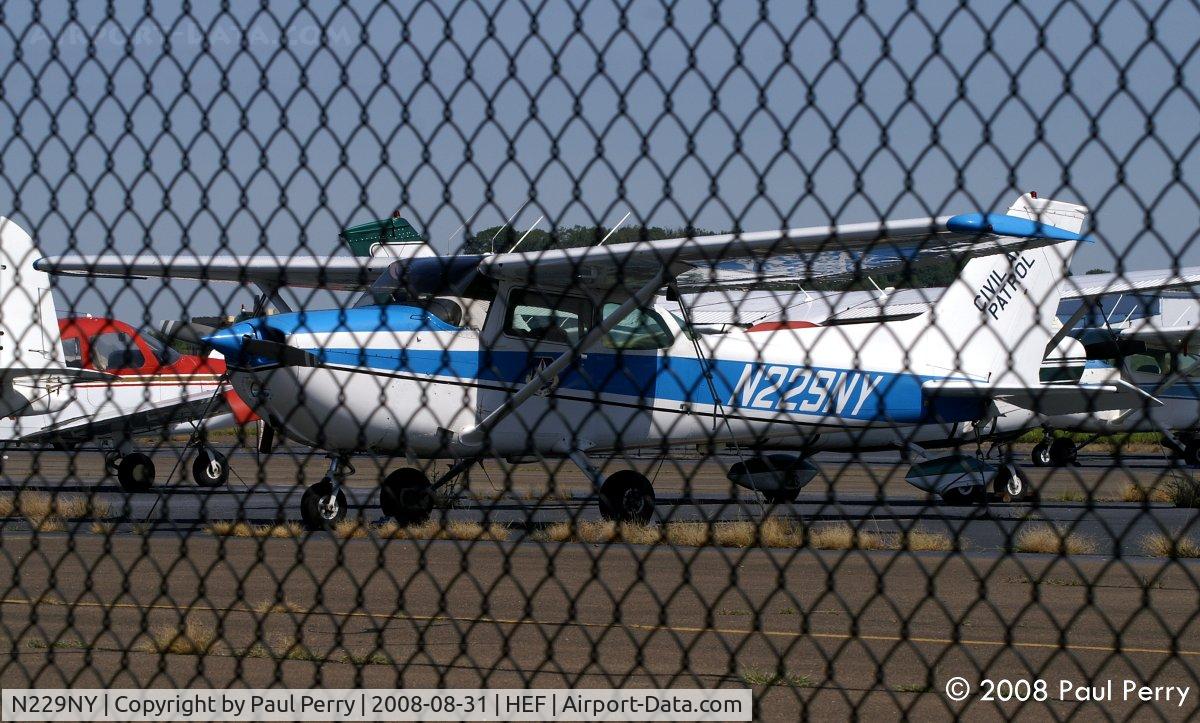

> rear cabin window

[
  {"left": 506, "top": 289, "right": 591, "bottom": 345},
  {"left": 62, "top": 337, "right": 83, "bottom": 368},
  {"left": 90, "top": 331, "right": 144, "bottom": 371}
]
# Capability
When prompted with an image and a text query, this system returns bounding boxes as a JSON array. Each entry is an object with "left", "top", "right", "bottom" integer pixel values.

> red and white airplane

[{"left": 0, "top": 217, "right": 255, "bottom": 491}]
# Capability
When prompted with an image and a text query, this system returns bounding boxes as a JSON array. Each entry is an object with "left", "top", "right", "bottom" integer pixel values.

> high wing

[
  {"left": 13, "top": 388, "right": 222, "bottom": 445},
  {"left": 36, "top": 209, "right": 1086, "bottom": 294},
  {"left": 34, "top": 254, "right": 396, "bottom": 292},
  {"left": 479, "top": 211, "right": 1085, "bottom": 292}
]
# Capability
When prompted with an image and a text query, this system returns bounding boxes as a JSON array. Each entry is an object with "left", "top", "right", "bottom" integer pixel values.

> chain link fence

[{"left": 1, "top": 1, "right": 1199, "bottom": 718}]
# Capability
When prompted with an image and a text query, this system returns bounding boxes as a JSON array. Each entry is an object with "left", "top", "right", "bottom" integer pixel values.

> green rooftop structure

[{"left": 340, "top": 212, "right": 424, "bottom": 257}]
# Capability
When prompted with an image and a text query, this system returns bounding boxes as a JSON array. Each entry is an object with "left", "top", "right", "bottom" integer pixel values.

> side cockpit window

[
  {"left": 506, "top": 289, "right": 591, "bottom": 345},
  {"left": 602, "top": 304, "right": 674, "bottom": 350},
  {"left": 90, "top": 331, "right": 144, "bottom": 372}
]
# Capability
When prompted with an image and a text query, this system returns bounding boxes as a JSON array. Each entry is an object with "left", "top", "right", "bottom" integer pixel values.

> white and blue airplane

[{"left": 39, "top": 193, "right": 1105, "bottom": 527}]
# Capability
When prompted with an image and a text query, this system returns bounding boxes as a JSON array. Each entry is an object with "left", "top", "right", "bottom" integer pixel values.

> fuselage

[{"left": 217, "top": 294, "right": 993, "bottom": 459}]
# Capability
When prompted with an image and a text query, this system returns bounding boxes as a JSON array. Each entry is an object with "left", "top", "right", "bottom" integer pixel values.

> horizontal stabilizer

[{"left": 923, "top": 378, "right": 1161, "bottom": 416}]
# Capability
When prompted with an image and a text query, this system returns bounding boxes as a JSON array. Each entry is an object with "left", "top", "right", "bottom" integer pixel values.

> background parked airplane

[{"left": 0, "top": 218, "right": 255, "bottom": 491}]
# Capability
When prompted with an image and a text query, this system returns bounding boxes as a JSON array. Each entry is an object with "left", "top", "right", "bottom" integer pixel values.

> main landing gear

[
  {"left": 569, "top": 451, "right": 655, "bottom": 524},
  {"left": 1030, "top": 433, "right": 1079, "bottom": 467},
  {"left": 352, "top": 453, "right": 657, "bottom": 529},
  {"left": 106, "top": 445, "right": 230, "bottom": 492}
]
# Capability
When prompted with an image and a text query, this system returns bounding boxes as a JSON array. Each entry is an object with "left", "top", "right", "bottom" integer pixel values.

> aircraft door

[{"left": 481, "top": 287, "right": 594, "bottom": 453}]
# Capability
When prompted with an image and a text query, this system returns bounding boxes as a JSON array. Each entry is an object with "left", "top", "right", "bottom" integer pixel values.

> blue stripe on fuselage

[{"left": 245, "top": 304, "right": 980, "bottom": 424}]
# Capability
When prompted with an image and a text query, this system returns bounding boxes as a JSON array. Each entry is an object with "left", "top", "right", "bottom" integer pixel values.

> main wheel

[
  {"left": 300, "top": 479, "right": 347, "bottom": 529},
  {"left": 598, "top": 470, "right": 655, "bottom": 523},
  {"left": 992, "top": 465, "right": 1030, "bottom": 502},
  {"left": 191, "top": 447, "right": 229, "bottom": 487},
  {"left": 1031, "top": 441, "right": 1051, "bottom": 467},
  {"left": 116, "top": 453, "right": 155, "bottom": 493},
  {"left": 1048, "top": 437, "right": 1077, "bottom": 466},
  {"left": 1183, "top": 441, "right": 1200, "bottom": 468},
  {"left": 380, "top": 468, "right": 434, "bottom": 526}
]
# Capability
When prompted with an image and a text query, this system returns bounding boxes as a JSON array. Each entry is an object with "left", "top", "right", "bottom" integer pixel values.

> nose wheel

[
  {"left": 301, "top": 479, "right": 348, "bottom": 528},
  {"left": 300, "top": 455, "right": 351, "bottom": 529},
  {"left": 191, "top": 447, "right": 229, "bottom": 487}
]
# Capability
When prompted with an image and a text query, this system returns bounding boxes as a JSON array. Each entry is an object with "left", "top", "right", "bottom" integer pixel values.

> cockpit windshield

[{"left": 142, "top": 330, "right": 182, "bottom": 366}]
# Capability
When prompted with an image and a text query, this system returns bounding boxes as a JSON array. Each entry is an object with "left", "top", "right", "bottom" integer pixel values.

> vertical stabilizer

[
  {"left": 926, "top": 193, "right": 1088, "bottom": 387},
  {"left": 0, "top": 218, "right": 63, "bottom": 369}
]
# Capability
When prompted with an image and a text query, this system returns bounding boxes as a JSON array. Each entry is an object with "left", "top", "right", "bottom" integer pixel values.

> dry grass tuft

[
  {"left": 1141, "top": 532, "right": 1200, "bottom": 559},
  {"left": 89, "top": 521, "right": 116, "bottom": 535},
  {"left": 809, "top": 523, "right": 896, "bottom": 551},
  {"left": 146, "top": 619, "right": 217, "bottom": 656},
  {"left": 903, "top": 529, "right": 958, "bottom": 552},
  {"left": 14, "top": 492, "right": 108, "bottom": 520},
  {"left": 663, "top": 521, "right": 711, "bottom": 547},
  {"left": 333, "top": 519, "right": 370, "bottom": 539},
  {"left": 340, "top": 650, "right": 391, "bottom": 665},
  {"left": 531, "top": 520, "right": 660, "bottom": 544},
  {"left": 2, "top": 492, "right": 109, "bottom": 532},
  {"left": 207, "top": 521, "right": 305, "bottom": 538},
  {"left": 1163, "top": 477, "right": 1200, "bottom": 508},
  {"left": 1122, "top": 484, "right": 1171, "bottom": 504},
  {"left": 240, "top": 633, "right": 315, "bottom": 660},
  {"left": 533, "top": 518, "right": 962, "bottom": 552},
  {"left": 1013, "top": 524, "right": 1098, "bottom": 555},
  {"left": 532, "top": 521, "right": 575, "bottom": 542},
  {"left": 374, "top": 519, "right": 509, "bottom": 542}
]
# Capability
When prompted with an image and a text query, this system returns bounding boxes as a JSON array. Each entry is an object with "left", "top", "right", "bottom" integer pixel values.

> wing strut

[{"left": 456, "top": 268, "right": 667, "bottom": 449}]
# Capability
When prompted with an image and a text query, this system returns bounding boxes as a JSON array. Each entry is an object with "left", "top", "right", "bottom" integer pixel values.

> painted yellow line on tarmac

[{"left": 2, "top": 595, "right": 1195, "bottom": 659}]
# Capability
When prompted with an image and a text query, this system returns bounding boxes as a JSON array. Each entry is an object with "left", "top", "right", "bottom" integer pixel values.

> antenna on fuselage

[
  {"left": 598, "top": 210, "right": 633, "bottom": 246},
  {"left": 490, "top": 200, "right": 531, "bottom": 254},
  {"left": 868, "top": 277, "right": 893, "bottom": 303},
  {"left": 508, "top": 215, "right": 545, "bottom": 253}
]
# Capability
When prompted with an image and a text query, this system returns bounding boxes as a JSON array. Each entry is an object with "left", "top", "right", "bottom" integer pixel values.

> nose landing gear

[
  {"left": 300, "top": 455, "right": 352, "bottom": 529},
  {"left": 191, "top": 447, "right": 229, "bottom": 487}
]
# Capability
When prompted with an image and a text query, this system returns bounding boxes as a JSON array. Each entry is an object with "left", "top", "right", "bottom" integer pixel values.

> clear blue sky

[{"left": 0, "top": 0, "right": 1196, "bottom": 322}]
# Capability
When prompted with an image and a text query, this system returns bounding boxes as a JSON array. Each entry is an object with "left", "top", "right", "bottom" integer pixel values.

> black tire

[
  {"left": 1031, "top": 442, "right": 1051, "bottom": 467},
  {"left": 1184, "top": 441, "right": 1200, "bottom": 468},
  {"left": 1048, "top": 437, "right": 1077, "bottom": 466},
  {"left": 940, "top": 485, "right": 986, "bottom": 506},
  {"left": 598, "top": 470, "right": 655, "bottom": 523},
  {"left": 992, "top": 465, "right": 1029, "bottom": 502},
  {"left": 191, "top": 447, "right": 229, "bottom": 487},
  {"left": 300, "top": 479, "right": 347, "bottom": 530},
  {"left": 116, "top": 453, "right": 155, "bottom": 493},
  {"left": 380, "top": 468, "right": 434, "bottom": 526}
]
